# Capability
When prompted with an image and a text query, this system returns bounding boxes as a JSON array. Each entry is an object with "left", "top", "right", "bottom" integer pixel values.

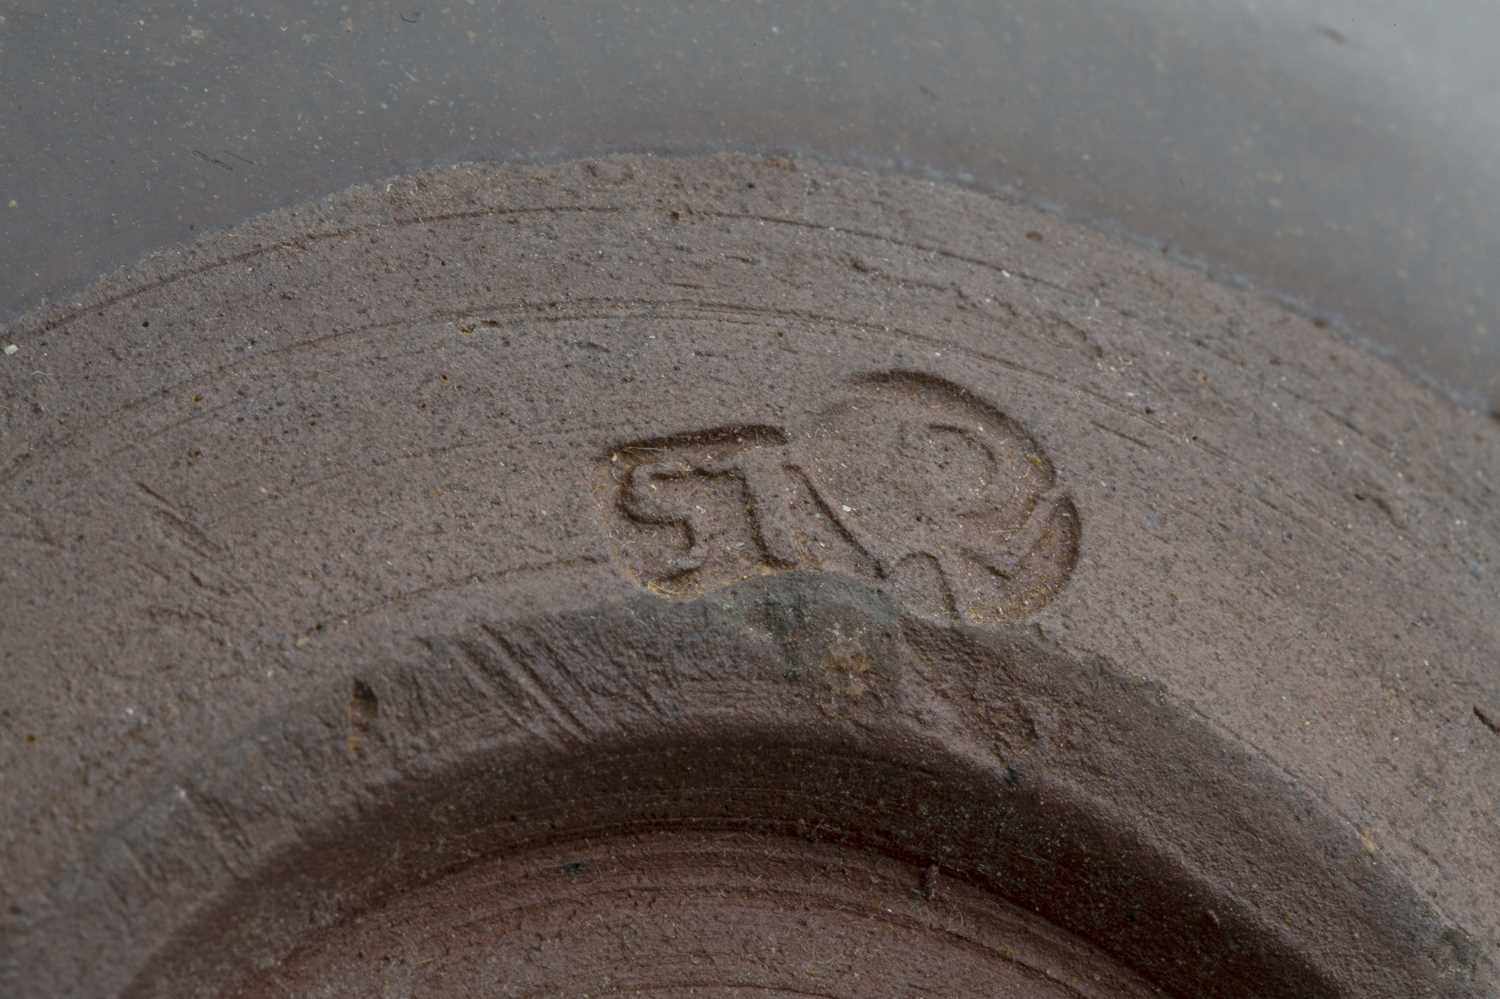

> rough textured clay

[{"left": 0, "top": 155, "right": 1497, "bottom": 996}]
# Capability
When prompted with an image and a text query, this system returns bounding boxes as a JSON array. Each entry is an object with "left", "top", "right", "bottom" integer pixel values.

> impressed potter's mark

[{"left": 596, "top": 371, "right": 1079, "bottom": 623}]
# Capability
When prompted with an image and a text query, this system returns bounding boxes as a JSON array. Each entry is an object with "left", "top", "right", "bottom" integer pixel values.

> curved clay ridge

[{"left": 81, "top": 575, "right": 1484, "bottom": 998}]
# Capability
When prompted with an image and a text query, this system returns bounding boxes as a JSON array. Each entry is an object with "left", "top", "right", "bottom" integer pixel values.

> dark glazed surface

[
  {"left": 0, "top": 156, "right": 1496, "bottom": 995},
  {"left": 2, "top": 2, "right": 1499, "bottom": 410}
]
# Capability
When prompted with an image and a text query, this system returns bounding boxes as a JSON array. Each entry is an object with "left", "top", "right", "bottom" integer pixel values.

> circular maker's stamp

[{"left": 596, "top": 370, "right": 1079, "bottom": 623}]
